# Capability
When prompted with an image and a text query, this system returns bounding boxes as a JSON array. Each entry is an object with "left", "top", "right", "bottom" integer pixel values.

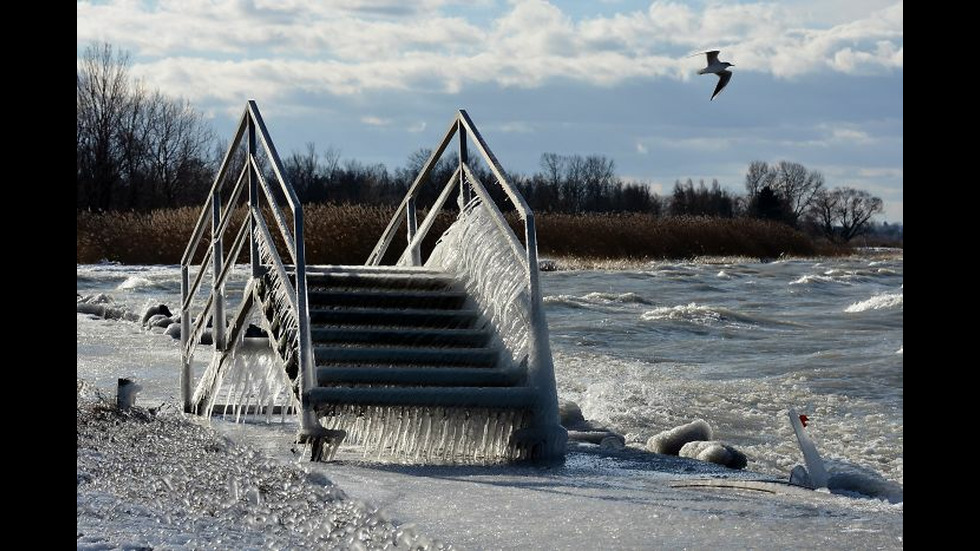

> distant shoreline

[
  {"left": 77, "top": 206, "right": 901, "bottom": 265},
  {"left": 538, "top": 248, "right": 904, "bottom": 271}
]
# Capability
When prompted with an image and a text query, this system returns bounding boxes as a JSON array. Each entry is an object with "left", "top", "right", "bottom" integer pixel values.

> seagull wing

[
  {"left": 705, "top": 50, "right": 720, "bottom": 65},
  {"left": 711, "top": 69, "right": 732, "bottom": 100}
]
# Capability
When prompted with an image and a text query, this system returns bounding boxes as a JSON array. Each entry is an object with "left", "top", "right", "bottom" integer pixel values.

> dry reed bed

[{"left": 78, "top": 207, "right": 818, "bottom": 265}]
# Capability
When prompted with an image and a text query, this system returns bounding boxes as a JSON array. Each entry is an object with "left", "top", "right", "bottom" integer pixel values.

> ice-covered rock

[
  {"left": 560, "top": 399, "right": 627, "bottom": 449},
  {"left": 76, "top": 297, "right": 139, "bottom": 321},
  {"left": 164, "top": 322, "right": 181, "bottom": 339},
  {"left": 146, "top": 314, "right": 173, "bottom": 329},
  {"left": 559, "top": 400, "right": 587, "bottom": 429},
  {"left": 76, "top": 388, "right": 445, "bottom": 549},
  {"left": 646, "top": 420, "right": 713, "bottom": 455},
  {"left": 679, "top": 440, "right": 747, "bottom": 469},
  {"left": 141, "top": 304, "right": 173, "bottom": 326}
]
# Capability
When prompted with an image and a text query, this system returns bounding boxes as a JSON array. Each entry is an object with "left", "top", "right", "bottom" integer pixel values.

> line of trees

[
  {"left": 742, "top": 160, "right": 886, "bottom": 243},
  {"left": 515, "top": 153, "right": 662, "bottom": 214},
  {"left": 77, "top": 42, "right": 892, "bottom": 243},
  {"left": 77, "top": 43, "right": 217, "bottom": 211}
]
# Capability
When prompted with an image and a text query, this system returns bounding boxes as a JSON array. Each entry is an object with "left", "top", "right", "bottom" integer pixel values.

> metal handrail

[
  {"left": 179, "top": 101, "right": 318, "bottom": 437},
  {"left": 366, "top": 110, "right": 558, "bottom": 433}
]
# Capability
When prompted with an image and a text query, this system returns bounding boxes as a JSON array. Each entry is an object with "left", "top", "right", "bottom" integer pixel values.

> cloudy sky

[{"left": 77, "top": 0, "right": 903, "bottom": 222}]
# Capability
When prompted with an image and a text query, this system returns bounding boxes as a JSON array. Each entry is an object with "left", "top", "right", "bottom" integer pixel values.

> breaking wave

[
  {"left": 640, "top": 303, "right": 760, "bottom": 327},
  {"left": 845, "top": 292, "right": 903, "bottom": 313},
  {"left": 117, "top": 276, "right": 155, "bottom": 290},
  {"left": 545, "top": 292, "right": 652, "bottom": 309}
]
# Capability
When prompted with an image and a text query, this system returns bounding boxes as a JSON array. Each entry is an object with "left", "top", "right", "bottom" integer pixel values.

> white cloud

[
  {"left": 361, "top": 116, "right": 393, "bottom": 126},
  {"left": 78, "top": 0, "right": 903, "bottom": 102},
  {"left": 495, "top": 121, "right": 536, "bottom": 134}
]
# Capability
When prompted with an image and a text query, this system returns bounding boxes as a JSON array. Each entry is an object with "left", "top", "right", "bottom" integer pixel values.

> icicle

[{"left": 425, "top": 198, "right": 533, "bottom": 370}]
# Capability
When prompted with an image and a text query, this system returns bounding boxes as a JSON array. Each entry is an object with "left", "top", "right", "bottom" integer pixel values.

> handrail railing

[
  {"left": 179, "top": 100, "right": 320, "bottom": 438},
  {"left": 366, "top": 110, "right": 560, "bottom": 439}
]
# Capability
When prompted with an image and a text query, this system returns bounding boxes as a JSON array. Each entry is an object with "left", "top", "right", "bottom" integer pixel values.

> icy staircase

[
  {"left": 180, "top": 102, "right": 566, "bottom": 464},
  {"left": 292, "top": 265, "right": 540, "bottom": 461},
  {"left": 300, "top": 265, "right": 528, "bottom": 396}
]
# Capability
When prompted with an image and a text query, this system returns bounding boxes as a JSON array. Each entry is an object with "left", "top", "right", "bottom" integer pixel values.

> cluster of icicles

[
  {"left": 318, "top": 405, "right": 532, "bottom": 463},
  {"left": 425, "top": 197, "right": 531, "bottom": 369},
  {"left": 204, "top": 339, "right": 300, "bottom": 421},
  {"left": 194, "top": 235, "right": 302, "bottom": 418}
]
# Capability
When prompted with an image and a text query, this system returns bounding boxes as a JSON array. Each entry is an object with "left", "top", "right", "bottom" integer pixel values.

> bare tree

[
  {"left": 77, "top": 43, "right": 131, "bottom": 210},
  {"left": 808, "top": 187, "right": 883, "bottom": 242},
  {"left": 285, "top": 142, "right": 321, "bottom": 201},
  {"left": 774, "top": 161, "right": 824, "bottom": 221},
  {"left": 744, "top": 160, "right": 774, "bottom": 197},
  {"left": 77, "top": 42, "right": 217, "bottom": 210},
  {"left": 540, "top": 153, "right": 563, "bottom": 188},
  {"left": 744, "top": 160, "right": 824, "bottom": 224},
  {"left": 581, "top": 154, "right": 616, "bottom": 211},
  {"left": 147, "top": 93, "right": 215, "bottom": 205}
]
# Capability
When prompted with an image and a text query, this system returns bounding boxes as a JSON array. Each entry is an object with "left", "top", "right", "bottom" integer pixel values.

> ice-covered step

[
  {"left": 314, "top": 346, "right": 498, "bottom": 367},
  {"left": 316, "top": 366, "right": 522, "bottom": 387},
  {"left": 309, "top": 307, "right": 480, "bottom": 328},
  {"left": 297, "top": 267, "right": 458, "bottom": 291},
  {"left": 310, "top": 326, "right": 490, "bottom": 348},
  {"left": 306, "top": 289, "right": 468, "bottom": 310},
  {"left": 305, "top": 386, "right": 537, "bottom": 410}
]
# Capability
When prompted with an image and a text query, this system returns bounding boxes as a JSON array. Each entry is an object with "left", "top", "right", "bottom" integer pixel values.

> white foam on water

[
  {"left": 790, "top": 274, "right": 850, "bottom": 286},
  {"left": 639, "top": 302, "right": 759, "bottom": 328},
  {"left": 545, "top": 292, "right": 651, "bottom": 309},
  {"left": 552, "top": 350, "right": 903, "bottom": 489},
  {"left": 117, "top": 276, "right": 155, "bottom": 290},
  {"left": 845, "top": 292, "right": 903, "bottom": 313}
]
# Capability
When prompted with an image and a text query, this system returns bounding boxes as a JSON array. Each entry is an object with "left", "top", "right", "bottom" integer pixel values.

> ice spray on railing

[
  {"left": 425, "top": 197, "right": 531, "bottom": 369},
  {"left": 206, "top": 338, "right": 299, "bottom": 422}
]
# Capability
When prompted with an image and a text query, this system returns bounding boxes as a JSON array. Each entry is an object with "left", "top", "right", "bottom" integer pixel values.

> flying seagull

[{"left": 697, "top": 50, "right": 734, "bottom": 101}]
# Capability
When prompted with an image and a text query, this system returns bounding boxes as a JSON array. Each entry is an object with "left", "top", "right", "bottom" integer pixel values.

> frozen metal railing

[
  {"left": 179, "top": 101, "right": 320, "bottom": 438},
  {"left": 366, "top": 110, "right": 563, "bottom": 456}
]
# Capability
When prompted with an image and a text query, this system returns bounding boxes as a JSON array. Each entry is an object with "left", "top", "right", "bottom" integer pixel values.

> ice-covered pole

[{"left": 117, "top": 378, "right": 142, "bottom": 410}]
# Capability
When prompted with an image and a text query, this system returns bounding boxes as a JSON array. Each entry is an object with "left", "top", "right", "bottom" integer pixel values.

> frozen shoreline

[
  {"left": 77, "top": 383, "right": 451, "bottom": 550},
  {"left": 77, "top": 377, "right": 903, "bottom": 550}
]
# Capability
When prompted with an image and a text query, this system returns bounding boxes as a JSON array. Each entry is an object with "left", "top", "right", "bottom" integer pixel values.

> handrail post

[
  {"left": 247, "top": 114, "right": 260, "bottom": 277},
  {"left": 293, "top": 208, "right": 319, "bottom": 437},
  {"left": 211, "top": 187, "right": 226, "bottom": 351},
  {"left": 407, "top": 197, "right": 420, "bottom": 266},
  {"left": 180, "top": 265, "right": 192, "bottom": 411},
  {"left": 457, "top": 119, "right": 470, "bottom": 209}
]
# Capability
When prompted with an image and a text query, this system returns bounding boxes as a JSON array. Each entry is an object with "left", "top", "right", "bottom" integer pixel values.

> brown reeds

[{"left": 78, "top": 207, "right": 820, "bottom": 265}]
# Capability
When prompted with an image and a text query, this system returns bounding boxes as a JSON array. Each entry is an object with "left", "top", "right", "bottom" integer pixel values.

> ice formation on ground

[
  {"left": 77, "top": 382, "right": 449, "bottom": 550},
  {"left": 679, "top": 440, "right": 747, "bottom": 469},
  {"left": 647, "top": 419, "right": 713, "bottom": 455}
]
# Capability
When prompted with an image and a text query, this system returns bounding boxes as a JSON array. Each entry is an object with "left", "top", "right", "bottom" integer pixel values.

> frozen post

[{"left": 117, "top": 378, "right": 142, "bottom": 410}]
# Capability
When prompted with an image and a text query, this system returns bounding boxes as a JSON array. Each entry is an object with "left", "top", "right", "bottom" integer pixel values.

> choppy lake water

[{"left": 77, "top": 252, "right": 903, "bottom": 487}]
